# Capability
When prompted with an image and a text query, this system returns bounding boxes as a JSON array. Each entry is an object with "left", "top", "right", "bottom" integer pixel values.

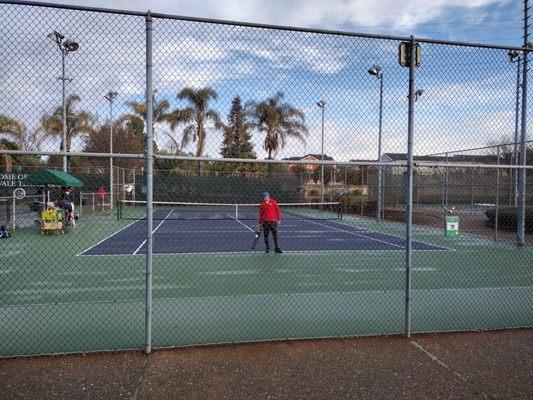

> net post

[
  {"left": 404, "top": 36, "right": 417, "bottom": 339},
  {"left": 144, "top": 10, "right": 154, "bottom": 355}
]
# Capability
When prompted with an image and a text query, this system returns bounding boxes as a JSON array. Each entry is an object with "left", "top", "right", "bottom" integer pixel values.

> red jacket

[{"left": 259, "top": 199, "right": 282, "bottom": 223}]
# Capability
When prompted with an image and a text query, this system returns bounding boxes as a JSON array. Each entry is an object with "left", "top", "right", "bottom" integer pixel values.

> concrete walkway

[{"left": 1, "top": 329, "right": 532, "bottom": 400}]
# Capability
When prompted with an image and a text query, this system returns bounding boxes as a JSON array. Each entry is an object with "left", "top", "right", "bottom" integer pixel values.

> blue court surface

[{"left": 79, "top": 210, "right": 448, "bottom": 256}]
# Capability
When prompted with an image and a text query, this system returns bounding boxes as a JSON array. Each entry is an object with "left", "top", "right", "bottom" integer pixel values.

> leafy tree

[
  {"left": 312, "top": 165, "right": 334, "bottom": 185},
  {"left": 81, "top": 122, "right": 144, "bottom": 170},
  {"left": 219, "top": 96, "right": 256, "bottom": 175},
  {"left": 221, "top": 96, "right": 255, "bottom": 159}
]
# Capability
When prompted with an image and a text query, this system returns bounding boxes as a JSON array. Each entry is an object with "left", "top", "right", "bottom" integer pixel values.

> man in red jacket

[{"left": 259, "top": 191, "right": 283, "bottom": 254}]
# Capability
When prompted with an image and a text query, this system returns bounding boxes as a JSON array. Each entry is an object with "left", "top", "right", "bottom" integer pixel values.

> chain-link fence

[{"left": 1, "top": 1, "right": 533, "bottom": 357}]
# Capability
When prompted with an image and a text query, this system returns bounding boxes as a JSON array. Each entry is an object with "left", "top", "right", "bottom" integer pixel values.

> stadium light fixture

[
  {"left": 63, "top": 39, "right": 79, "bottom": 52},
  {"left": 47, "top": 31, "right": 64, "bottom": 44},
  {"left": 508, "top": 49, "right": 520, "bottom": 61},
  {"left": 47, "top": 31, "right": 79, "bottom": 53},
  {"left": 368, "top": 65, "right": 382, "bottom": 77},
  {"left": 105, "top": 91, "right": 118, "bottom": 102}
]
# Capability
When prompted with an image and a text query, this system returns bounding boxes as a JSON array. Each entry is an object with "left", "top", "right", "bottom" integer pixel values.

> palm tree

[
  {"left": 119, "top": 97, "right": 181, "bottom": 151},
  {"left": 0, "top": 115, "right": 25, "bottom": 150},
  {"left": 40, "top": 95, "right": 94, "bottom": 166},
  {"left": 173, "top": 87, "right": 221, "bottom": 158},
  {"left": 246, "top": 92, "right": 308, "bottom": 172}
]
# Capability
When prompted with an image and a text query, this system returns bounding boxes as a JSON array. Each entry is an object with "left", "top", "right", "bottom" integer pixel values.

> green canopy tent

[
  {"left": 22, "top": 169, "right": 84, "bottom": 188},
  {"left": 21, "top": 169, "right": 84, "bottom": 206}
]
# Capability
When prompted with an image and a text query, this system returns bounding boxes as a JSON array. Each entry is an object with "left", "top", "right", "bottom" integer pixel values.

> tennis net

[{"left": 117, "top": 200, "right": 342, "bottom": 221}]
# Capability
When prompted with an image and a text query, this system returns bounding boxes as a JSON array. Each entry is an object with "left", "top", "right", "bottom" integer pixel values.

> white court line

[
  {"left": 289, "top": 215, "right": 405, "bottom": 249},
  {"left": 132, "top": 210, "right": 173, "bottom": 255},
  {"left": 153, "top": 229, "right": 337, "bottom": 234},
  {"left": 76, "top": 219, "right": 141, "bottom": 257},
  {"left": 77, "top": 248, "right": 453, "bottom": 257},
  {"left": 226, "top": 213, "right": 255, "bottom": 232}
]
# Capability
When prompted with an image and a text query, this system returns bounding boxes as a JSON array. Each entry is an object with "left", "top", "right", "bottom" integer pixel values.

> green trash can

[{"left": 445, "top": 215, "right": 460, "bottom": 237}]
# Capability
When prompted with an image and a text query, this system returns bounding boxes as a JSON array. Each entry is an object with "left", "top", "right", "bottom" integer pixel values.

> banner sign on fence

[{"left": 0, "top": 173, "right": 29, "bottom": 188}]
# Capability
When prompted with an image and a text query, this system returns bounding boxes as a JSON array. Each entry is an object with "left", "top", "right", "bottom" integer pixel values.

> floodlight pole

[
  {"left": 511, "top": 57, "right": 522, "bottom": 207},
  {"left": 377, "top": 73, "right": 384, "bottom": 221},
  {"left": 105, "top": 92, "right": 118, "bottom": 209},
  {"left": 317, "top": 100, "right": 326, "bottom": 207},
  {"left": 368, "top": 66, "right": 384, "bottom": 221},
  {"left": 48, "top": 32, "right": 79, "bottom": 172},
  {"left": 61, "top": 49, "right": 67, "bottom": 172},
  {"left": 518, "top": 0, "right": 529, "bottom": 246}
]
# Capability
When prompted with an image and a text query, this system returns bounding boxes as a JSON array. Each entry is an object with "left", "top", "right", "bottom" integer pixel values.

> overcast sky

[{"left": 0, "top": 0, "right": 529, "bottom": 162}]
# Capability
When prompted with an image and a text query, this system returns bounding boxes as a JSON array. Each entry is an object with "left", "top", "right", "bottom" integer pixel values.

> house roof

[{"left": 283, "top": 154, "right": 335, "bottom": 161}]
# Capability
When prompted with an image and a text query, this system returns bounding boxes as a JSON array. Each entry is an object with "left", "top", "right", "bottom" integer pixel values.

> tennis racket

[{"left": 252, "top": 225, "right": 263, "bottom": 249}]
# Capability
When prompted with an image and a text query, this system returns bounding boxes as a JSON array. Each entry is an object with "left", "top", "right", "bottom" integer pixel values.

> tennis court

[
  {"left": 1, "top": 202, "right": 532, "bottom": 356},
  {"left": 78, "top": 201, "right": 448, "bottom": 256}
]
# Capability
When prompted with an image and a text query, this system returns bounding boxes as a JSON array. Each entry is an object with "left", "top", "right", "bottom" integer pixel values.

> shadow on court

[{"left": 1, "top": 329, "right": 532, "bottom": 400}]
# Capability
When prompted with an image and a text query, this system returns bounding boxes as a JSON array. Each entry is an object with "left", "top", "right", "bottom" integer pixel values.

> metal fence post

[
  {"left": 518, "top": 0, "right": 529, "bottom": 246},
  {"left": 144, "top": 11, "right": 154, "bottom": 354},
  {"left": 512, "top": 58, "right": 522, "bottom": 207},
  {"left": 405, "top": 36, "right": 417, "bottom": 338}
]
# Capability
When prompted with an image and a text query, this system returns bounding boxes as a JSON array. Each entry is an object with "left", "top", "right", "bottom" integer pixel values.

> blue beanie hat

[{"left": 262, "top": 191, "right": 270, "bottom": 197}]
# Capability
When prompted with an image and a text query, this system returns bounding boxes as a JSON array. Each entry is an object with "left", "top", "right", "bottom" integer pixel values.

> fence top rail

[
  {"left": 421, "top": 140, "right": 533, "bottom": 158},
  {"left": 414, "top": 161, "right": 533, "bottom": 170},
  {"left": 2, "top": 0, "right": 532, "bottom": 51},
  {"left": 152, "top": 154, "right": 404, "bottom": 167},
  {"left": 0, "top": 149, "right": 146, "bottom": 159},
  {"left": 3, "top": 150, "right": 533, "bottom": 169}
]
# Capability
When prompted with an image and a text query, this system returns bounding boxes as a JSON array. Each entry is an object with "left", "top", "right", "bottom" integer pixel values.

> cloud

[{"left": 41, "top": 0, "right": 508, "bottom": 33}]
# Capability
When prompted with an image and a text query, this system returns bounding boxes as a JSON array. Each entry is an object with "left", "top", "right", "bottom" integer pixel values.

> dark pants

[
  {"left": 59, "top": 200, "right": 73, "bottom": 221},
  {"left": 262, "top": 221, "right": 280, "bottom": 250}
]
